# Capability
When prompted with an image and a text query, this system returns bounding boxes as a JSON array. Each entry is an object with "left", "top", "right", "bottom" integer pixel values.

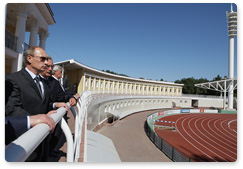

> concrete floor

[{"left": 96, "top": 109, "right": 172, "bottom": 162}]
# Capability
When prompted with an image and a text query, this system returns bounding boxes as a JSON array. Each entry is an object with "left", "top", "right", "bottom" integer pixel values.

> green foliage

[
  {"left": 175, "top": 75, "right": 224, "bottom": 95},
  {"left": 102, "top": 70, "right": 129, "bottom": 77}
]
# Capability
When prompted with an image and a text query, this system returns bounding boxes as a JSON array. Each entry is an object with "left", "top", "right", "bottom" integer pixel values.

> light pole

[{"left": 226, "top": 4, "right": 237, "bottom": 109}]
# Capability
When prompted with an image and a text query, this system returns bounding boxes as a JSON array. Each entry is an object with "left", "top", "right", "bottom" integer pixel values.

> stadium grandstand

[{"left": 5, "top": 3, "right": 237, "bottom": 162}]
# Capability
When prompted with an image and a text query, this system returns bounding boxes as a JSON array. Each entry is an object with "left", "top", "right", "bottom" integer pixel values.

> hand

[
  {"left": 29, "top": 114, "right": 56, "bottom": 133},
  {"left": 69, "top": 97, "right": 77, "bottom": 106},
  {"left": 47, "top": 110, "right": 57, "bottom": 116},
  {"left": 74, "top": 94, "right": 80, "bottom": 100},
  {"left": 54, "top": 102, "right": 69, "bottom": 111}
]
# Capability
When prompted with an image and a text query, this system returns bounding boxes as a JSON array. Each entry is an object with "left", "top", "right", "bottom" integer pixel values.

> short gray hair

[{"left": 52, "top": 65, "right": 63, "bottom": 74}]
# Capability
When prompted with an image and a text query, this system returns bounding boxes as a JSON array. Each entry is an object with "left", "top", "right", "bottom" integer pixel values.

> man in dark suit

[
  {"left": 39, "top": 57, "right": 77, "bottom": 161},
  {"left": 5, "top": 112, "right": 56, "bottom": 145},
  {"left": 51, "top": 65, "right": 80, "bottom": 103},
  {"left": 40, "top": 59, "right": 78, "bottom": 106},
  {"left": 5, "top": 47, "right": 68, "bottom": 117},
  {"left": 5, "top": 46, "right": 68, "bottom": 161}
]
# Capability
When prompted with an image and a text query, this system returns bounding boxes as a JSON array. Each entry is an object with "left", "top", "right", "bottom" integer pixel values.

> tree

[{"left": 175, "top": 75, "right": 225, "bottom": 96}]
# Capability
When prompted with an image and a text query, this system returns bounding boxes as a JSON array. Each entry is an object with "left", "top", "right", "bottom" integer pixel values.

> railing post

[
  {"left": 60, "top": 117, "right": 74, "bottom": 162},
  {"left": 172, "top": 146, "right": 174, "bottom": 161}
]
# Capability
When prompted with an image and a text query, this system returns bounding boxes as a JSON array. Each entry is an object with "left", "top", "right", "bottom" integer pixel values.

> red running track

[{"left": 154, "top": 113, "right": 237, "bottom": 162}]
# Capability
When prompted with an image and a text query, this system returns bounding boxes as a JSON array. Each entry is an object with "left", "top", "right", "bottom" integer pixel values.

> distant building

[
  {"left": 5, "top": 3, "right": 55, "bottom": 74},
  {"left": 55, "top": 59, "right": 184, "bottom": 96}
]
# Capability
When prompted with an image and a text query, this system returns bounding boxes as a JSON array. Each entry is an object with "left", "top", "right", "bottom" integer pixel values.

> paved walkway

[{"left": 96, "top": 109, "right": 172, "bottom": 162}]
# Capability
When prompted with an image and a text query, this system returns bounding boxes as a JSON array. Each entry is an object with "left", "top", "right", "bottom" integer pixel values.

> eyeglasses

[
  {"left": 31, "top": 55, "right": 49, "bottom": 62},
  {"left": 46, "top": 65, "right": 54, "bottom": 68}
]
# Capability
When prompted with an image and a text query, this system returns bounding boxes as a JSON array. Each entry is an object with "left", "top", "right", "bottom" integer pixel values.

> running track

[{"left": 154, "top": 113, "right": 237, "bottom": 162}]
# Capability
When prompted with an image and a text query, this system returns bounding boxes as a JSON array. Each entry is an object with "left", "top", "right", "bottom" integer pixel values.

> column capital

[
  {"left": 16, "top": 4, "right": 28, "bottom": 19},
  {"left": 39, "top": 31, "right": 49, "bottom": 40},
  {"left": 30, "top": 19, "right": 39, "bottom": 32}
]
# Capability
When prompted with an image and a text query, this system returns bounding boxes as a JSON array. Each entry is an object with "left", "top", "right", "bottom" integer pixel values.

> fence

[
  {"left": 5, "top": 91, "right": 94, "bottom": 162},
  {"left": 145, "top": 109, "right": 220, "bottom": 161},
  {"left": 144, "top": 120, "right": 195, "bottom": 162}
]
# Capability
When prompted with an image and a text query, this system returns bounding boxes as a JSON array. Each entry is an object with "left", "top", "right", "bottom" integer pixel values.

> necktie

[
  {"left": 35, "top": 76, "right": 44, "bottom": 100},
  {"left": 59, "top": 79, "right": 65, "bottom": 92}
]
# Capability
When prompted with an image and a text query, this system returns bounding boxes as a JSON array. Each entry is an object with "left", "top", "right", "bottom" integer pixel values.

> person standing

[
  {"left": 5, "top": 46, "right": 68, "bottom": 116},
  {"left": 5, "top": 46, "right": 68, "bottom": 161}
]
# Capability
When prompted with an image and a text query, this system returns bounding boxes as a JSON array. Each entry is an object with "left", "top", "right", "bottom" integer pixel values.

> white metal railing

[
  {"left": 5, "top": 105, "right": 73, "bottom": 162},
  {"left": 5, "top": 91, "right": 94, "bottom": 162},
  {"left": 71, "top": 90, "right": 94, "bottom": 162}
]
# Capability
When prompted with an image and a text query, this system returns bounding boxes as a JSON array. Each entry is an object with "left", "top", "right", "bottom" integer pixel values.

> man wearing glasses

[{"left": 5, "top": 46, "right": 68, "bottom": 161}]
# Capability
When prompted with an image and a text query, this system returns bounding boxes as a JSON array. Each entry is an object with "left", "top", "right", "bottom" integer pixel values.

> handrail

[
  {"left": 5, "top": 91, "right": 94, "bottom": 162},
  {"left": 5, "top": 104, "right": 73, "bottom": 162},
  {"left": 70, "top": 90, "right": 94, "bottom": 162}
]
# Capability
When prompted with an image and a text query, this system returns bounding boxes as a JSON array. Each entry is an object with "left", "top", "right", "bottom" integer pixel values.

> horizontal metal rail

[
  {"left": 5, "top": 91, "right": 94, "bottom": 162},
  {"left": 5, "top": 104, "right": 74, "bottom": 162}
]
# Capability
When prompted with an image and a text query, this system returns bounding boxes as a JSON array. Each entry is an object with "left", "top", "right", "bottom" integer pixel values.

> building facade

[
  {"left": 55, "top": 59, "right": 184, "bottom": 96},
  {"left": 5, "top": 3, "right": 55, "bottom": 74}
]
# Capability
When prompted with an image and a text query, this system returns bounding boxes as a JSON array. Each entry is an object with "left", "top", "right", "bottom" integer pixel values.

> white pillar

[
  {"left": 228, "top": 37, "right": 234, "bottom": 109},
  {"left": 108, "top": 80, "right": 110, "bottom": 94},
  {"left": 29, "top": 20, "right": 39, "bottom": 47},
  {"left": 88, "top": 76, "right": 91, "bottom": 90},
  {"left": 39, "top": 31, "right": 49, "bottom": 50},
  {"left": 98, "top": 79, "right": 101, "bottom": 93},
  {"left": 103, "top": 79, "right": 105, "bottom": 94},
  {"left": 83, "top": 74, "right": 86, "bottom": 92},
  {"left": 93, "top": 78, "right": 96, "bottom": 93},
  {"left": 122, "top": 82, "right": 124, "bottom": 94},
  {"left": 15, "top": 6, "right": 27, "bottom": 71}
]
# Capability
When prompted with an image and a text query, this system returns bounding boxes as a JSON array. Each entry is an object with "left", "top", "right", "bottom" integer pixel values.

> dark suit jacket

[
  {"left": 45, "top": 76, "right": 74, "bottom": 103},
  {"left": 5, "top": 68, "right": 51, "bottom": 116},
  {"left": 5, "top": 116, "right": 28, "bottom": 145}
]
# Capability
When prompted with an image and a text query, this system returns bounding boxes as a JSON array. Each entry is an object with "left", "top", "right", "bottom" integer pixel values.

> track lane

[{"left": 155, "top": 113, "right": 237, "bottom": 162}]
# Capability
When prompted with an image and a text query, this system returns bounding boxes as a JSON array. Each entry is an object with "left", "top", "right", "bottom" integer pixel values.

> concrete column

[
  {"left": 15, "top": 5, "right": 27, "bottom": 71},
  {"left": 29, "top": 20, "right": 39, "bottom": 47},
  {"left": 93, "top": 78, "right": 96, "bottom": 93},
  {"left": 122, "top": 82, "right": 124, "bottom": 94},
  {"left": 82, "top": 74, "right": 86, "bottom": 92},
  {"left": 143, "top": 85, "right": 144, "bottom": 95},
  {"left": 98, "top": 79, "right": 101, "bottom": 93},
  {"left": 103, "top": 79, "right": 105, "bottom": 94},
  {"left": 39, "top": 31, "right": 49, "bottom": 50},
  {"left": 108, "top": 80, "right": 110, "bottom": 94},
  {"left": 88, "top": 76, "right": 91, "bottom": 90},
  {"left": 228, "top": 37, "right": 234, "bottom": 109}
]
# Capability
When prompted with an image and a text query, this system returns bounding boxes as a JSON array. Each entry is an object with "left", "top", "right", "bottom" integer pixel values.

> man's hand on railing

[
  {"left": 54, "top": 102, "right": 69, "bottom": 111},
  {"left": 69, "top": 97, "right": 77, "bottom": 107},
  {"left": 73, "top": 93, "right": 80, "bottom": 100},
  {"left": 29, "top": 112, "right": 56, "bottom": 133}
]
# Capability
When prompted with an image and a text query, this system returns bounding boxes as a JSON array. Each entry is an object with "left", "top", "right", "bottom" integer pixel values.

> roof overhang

[{"left": 55, "top": 59, "right": 184, "bottom": 87}]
